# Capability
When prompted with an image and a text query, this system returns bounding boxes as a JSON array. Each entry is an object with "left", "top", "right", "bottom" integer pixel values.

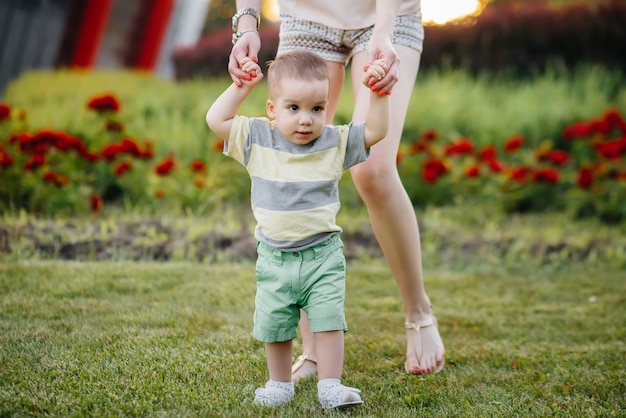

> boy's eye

[
  {"left": 288, "top": 105, "right": 299, "bottom": 111},
  {"left": 313, "top": 106, "right": 324, "bottom": 112}
]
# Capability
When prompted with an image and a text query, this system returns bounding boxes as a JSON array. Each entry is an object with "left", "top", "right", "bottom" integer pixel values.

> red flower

[
  {"left": 82, "top": 151, "right": 100, "bottom": 162},
  {"left": 420, "top": 129, "right": 439, "bottom": 142},
  {"left": 595, "top": 138, "right": 626, "bottom": 159},
  {"left": 65, "top": 135, "right": 93, "bottom": 160},
  {"left": 504, "top": 135, "right": 524, "bottom": 153},
  {"left": 120, "top": 138, "right": 142, "bottom": 157},
  {"left": 465, "top": 164, "right": 480, "bottom": 178},
  {"left": 154, "top": 156, "right": 176, "bottom": 176},
  {"left": 114, "top": 161, "right": 133, "bottom": 177},
  {"left": 19, "top": 131, "right": 49, "bottom": 154},
  {"left": 0, "top": 102, "right": 10, "bottom": 121},
  {"left": 87, "top": 93, "right": 121, "bottom": 113},
  {"left": 532, "top": 168, "right": 559, "bottom": 184},
  {"left": 589, "top": 118, "right": 611, "bottom": 136},
  {"left": 562, "top": 121, "right": 592, "bottom": 140},
  {"left": 101, "top": 138, "right": 146, "bottom": 161},
  {"left": 24, "top": 154, "right": 45, "bottom": 171},
  {"left": 0, "top": 146, "right": 13, "bottom": 168},
  {"left": 509, "top": 166, "right": 531, "bottom": 183},
  {"left": 396, "top": 151, "right": 403, "bottom": 165},
  {"left": 422, "top": 159, "right": 447, "bottom": 183},
  {"left": 542, "top": 149, "right": 569, "bottom": 166},
  {"left": 444, "top": 138, "right": 474, "bottom": 156},
  {"left": 409, "top": 140, "right": 427, "bottom": 155},
  {"left": 487, "top": 159, "right": 505, "bottom": 173},
  {"left": 214, "top": 139, "right": 225, "bottom": 153},
  {"left": 15, "top": 129, "right": 93, "bottom": 162},
  {"left": 101, "top": 143, "right": 123, "bottom": 161},
  {"left": 576, "top": 167, "right": 594, "bottom": 189},
  {"left": 602, "top": 108, "right": 625, "bottom": 131},
  {"left": 479, "top": 145, "right": 497, "bottom": 161},
  {"left": 90, "top": 195, "right": 102, "bottom": 213},
  {"left": 43, "top": 171, "right": 69, "bottom": 187},
  {"left": 190, "top": 160, "right": 207, "bottom": 173}
]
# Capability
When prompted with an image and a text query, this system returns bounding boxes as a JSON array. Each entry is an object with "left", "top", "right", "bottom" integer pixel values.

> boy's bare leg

[
  {"left": 315, "top": 330, "right": 344, "bottom": 380},
  {"left": 315, "top": 330, "right": 363, "bottom": 409},
  {"left": 266, "top": 340, "right": 293, "bottom": 382},
  {"left": 254, "top": 340, "right": 295, "bottom": 406}
]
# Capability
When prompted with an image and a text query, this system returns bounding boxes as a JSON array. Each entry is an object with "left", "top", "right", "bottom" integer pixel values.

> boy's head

[
  {"left": 266, "top": 50, "right": 330, "bottom": 99},
  {"left": 265, "top": 51, "right": 331, "bottom": 145}
]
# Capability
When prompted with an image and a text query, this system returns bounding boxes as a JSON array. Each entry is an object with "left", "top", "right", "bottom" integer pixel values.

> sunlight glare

[
  {"left": 422, "top": 0, "right": 484, "bottom": 25},
  {"left": 261, "top": 0, "right": 486, "bottom": 25},
  {"left": 262, "top": 1, "right": 280, "bottom": 22}
]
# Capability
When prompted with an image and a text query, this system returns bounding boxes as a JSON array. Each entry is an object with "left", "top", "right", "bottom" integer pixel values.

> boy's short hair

[{"left": 267, "top": 51, "right": 330, "bottom": 97}]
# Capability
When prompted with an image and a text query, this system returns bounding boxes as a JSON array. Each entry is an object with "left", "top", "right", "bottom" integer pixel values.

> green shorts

[{"left": 252, "top": 234, "right": 348, "bottom": 343}]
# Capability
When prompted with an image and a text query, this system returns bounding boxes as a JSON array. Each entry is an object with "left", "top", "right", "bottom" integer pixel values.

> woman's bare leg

[
  {"left": 295, "top": 49, "right": 443, "bottom": 375},
  {"left": 348, "top": 46, "right": 444, "bottom": 374}
]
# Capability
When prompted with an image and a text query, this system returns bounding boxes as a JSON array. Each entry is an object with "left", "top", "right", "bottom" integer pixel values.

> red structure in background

[
  {"left": 71, "top": 0, "right": 114, "bottom": 67},
  {"left": 62, "top": 0, "right": 175, "bottom": 70},
  {"left": 0, "top": 0, "right": 209, "bottom": 94},
  {"left": 131, "top": 0, "right": 175, "bottom": 69}
]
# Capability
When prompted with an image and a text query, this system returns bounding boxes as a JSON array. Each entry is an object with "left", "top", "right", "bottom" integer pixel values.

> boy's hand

[
  {"left": 229, "top": 30, "right": 262, "bottom": 87},
  {"left": 362, "top": 59, "right": 389, "bottom": 95},
  {"left": 236, "top": 57, "right": 264, "bottom": 87}
]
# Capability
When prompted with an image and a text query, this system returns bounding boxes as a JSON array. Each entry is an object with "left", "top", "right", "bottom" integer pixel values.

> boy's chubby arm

[
  {"left": 362, "top": 59, "right": 390, "bottom": 149},
  {"left": 205, "top": 58, "right": 263, "bottom": 139}
]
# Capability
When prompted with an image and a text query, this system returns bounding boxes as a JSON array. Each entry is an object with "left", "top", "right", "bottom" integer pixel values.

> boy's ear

[{"left": 266, "top": 99, "right": 275, "bottom": 118}]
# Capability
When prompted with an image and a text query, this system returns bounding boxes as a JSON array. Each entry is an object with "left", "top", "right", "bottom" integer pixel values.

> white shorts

[{"left": 277, "top": 12, "right": 425, "bottom": 64}]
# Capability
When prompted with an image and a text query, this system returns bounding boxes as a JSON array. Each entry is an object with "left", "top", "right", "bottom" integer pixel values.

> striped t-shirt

[{"left": 225, "top": 115, "right": 369, "bottom": 251}]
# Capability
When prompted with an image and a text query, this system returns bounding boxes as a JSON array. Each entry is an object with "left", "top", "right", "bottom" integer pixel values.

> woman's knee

[{"left": 351, "top": 161, "right": 399, "bottom": 200}]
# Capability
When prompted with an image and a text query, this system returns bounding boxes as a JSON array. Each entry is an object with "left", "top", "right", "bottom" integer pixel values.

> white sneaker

[
  {"left": 253, "top": 380, "right": 294, "bottom": 407},
  {"left": 318, "top": 379, "right": 363, "bottom": 410}
]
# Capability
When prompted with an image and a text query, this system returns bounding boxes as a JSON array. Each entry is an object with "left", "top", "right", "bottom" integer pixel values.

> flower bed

[
  {"left": 398, "top": 109, "right": 626, "bottom": 222},
  {"left": 1, "top": 69, "right": 624, "bottom": 222}
]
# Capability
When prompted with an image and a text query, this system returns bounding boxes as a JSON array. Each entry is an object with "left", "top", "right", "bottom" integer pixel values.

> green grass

[{"left": 1, "top": 258, "right": 624, "bottom": 417}]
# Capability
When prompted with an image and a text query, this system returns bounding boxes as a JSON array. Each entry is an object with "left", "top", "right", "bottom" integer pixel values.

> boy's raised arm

[
  {"left": 362, "top": 60, "right": 390, "bottom": 148},
  {"left": 206, "top": 58, "right": 263, "bottom": 139}
]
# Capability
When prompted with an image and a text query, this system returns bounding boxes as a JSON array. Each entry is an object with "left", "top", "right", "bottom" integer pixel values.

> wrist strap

[
  {"left": 232, "top": 7, "right": 260, "bottom": 33},
  {"left": 232, "top": 29, "right": 260, "bottom": 46}
]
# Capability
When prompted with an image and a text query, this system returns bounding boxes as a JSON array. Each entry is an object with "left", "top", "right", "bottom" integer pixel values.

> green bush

[{"left": 1, "top": 66, "right": 624, "bottom": 221}]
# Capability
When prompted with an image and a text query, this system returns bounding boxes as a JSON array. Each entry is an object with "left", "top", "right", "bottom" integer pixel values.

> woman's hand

[
  {"left": 364, "top": 31, "right": 399, "bottom": 95},
  {"left": 228, "top": 31, "right": 262, "bottom": 87}
]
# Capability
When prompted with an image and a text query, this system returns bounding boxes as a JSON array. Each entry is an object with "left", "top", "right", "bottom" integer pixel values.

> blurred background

[
  {"left": 2, "top": 0, "right": 624, "bottom": 95},
  {"left": 0, "top": 0, "right": 625, "bottom": 223}
]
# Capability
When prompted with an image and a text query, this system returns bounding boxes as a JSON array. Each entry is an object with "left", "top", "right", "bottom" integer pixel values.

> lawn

[
  {"left": 1, "top": 63, "right": 625, "bottom": 417},
  {"left": 1, "top": 256, "right": 624, "bottom": 417}
]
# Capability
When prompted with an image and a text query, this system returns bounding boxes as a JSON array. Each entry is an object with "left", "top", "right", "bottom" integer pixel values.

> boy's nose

[{"left": 299, "top": 113, "right": 312, "bottom": 124}]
